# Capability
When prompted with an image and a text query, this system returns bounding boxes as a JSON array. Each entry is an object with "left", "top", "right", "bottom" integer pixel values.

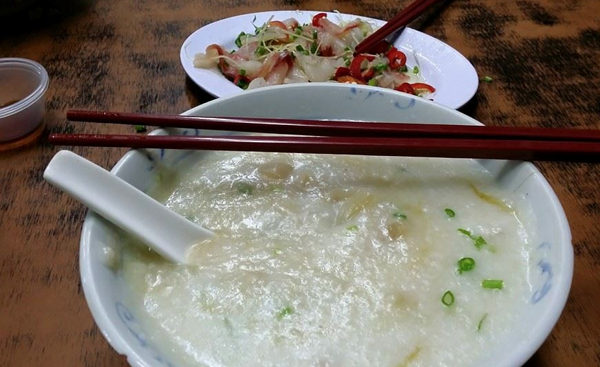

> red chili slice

[
  {"left": 319, "top": 45, "right": 334, "bottom": 57},
  {"left": 335, "top": 67, "right": 351, "bottom": 79},
  {"left": 312, "top": 13, "right": 327, "bottom": 27},
  {"left": 395, "top": 82, "right": 415, "bottom": 95},
  {"left": 350, "top": 55, "right": 368, "bottom": 80},
  {"left": 411, "top": 83, "right": 436, "bottom": 93},
  {"left": 361, "top": 67, "right": 375, "bottom": 81},
  {"left": 387, "top": 47, "right": 407, "bottom": 69}
]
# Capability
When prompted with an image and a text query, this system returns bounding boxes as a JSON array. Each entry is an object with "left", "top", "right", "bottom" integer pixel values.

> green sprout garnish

[
  {"left": 255, "top": 44, "right": 268, "bottom": 56},
  {"left": 444, "top": 208, "right": 456, "bottom": 218},
  {"left": 368, "top": 79, "right": 378, "bottom": 86},
  {"left": 457, "top": 257, "right": 476, "bottom": 274},
  {"left": 134, "top": 125, "right": 147, "bottom": 133},
  {"left": 310, "top": 42, "right": 318, "bottom": 54},
  {"left": 482, "top": 279, "right": 504, "bottom": 289},
  {"left": 482, "top": 76, "right": 493, "bottom": 83},
  {"left": 441, "top": 291, "right": 455, "bottom": 306},
  {"left": 413, "top": 66, "right": 419, "bottom": 74}
]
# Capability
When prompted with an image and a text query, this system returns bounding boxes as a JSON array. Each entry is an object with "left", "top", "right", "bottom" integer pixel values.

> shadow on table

[
  {"left": 458, "top": 94, "right": 480, "bottom": 119},
  {"left": 185, "top": 77, "right": 216, "bottom": 109},
  {"left": 0, "top": 0, "right": 94, "bottom": 35},
  {"left": 522, "top": 351, "right": 544, "bottom": 366}
]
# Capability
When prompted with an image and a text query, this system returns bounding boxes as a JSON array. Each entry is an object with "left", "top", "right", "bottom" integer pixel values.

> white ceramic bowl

[{"left": 79, "top": 84, "right": 573, "bottom": 367}]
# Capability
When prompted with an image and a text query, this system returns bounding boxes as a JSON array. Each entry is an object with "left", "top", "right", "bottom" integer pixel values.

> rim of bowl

[
  {"left": 78, "top": 83, "right": 574, "bottom": 367},
  {"left": 0, "top": 58, "right": 49, "bottom": 118}
]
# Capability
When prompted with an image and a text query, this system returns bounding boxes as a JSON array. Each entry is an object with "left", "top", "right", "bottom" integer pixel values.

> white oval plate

[{"left": 180, "top": 10, "right": 479, "bottom": 109}]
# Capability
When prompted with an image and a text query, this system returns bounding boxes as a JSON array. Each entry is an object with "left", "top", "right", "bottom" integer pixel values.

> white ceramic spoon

[{"left": 43, "top": 150, "right": 213, "bottom": 264}]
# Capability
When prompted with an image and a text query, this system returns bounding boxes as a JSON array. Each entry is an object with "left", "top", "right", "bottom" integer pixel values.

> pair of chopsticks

[
  {"left": 48, "top": 110, "right": 600, "bottom": 162},
  {"left": 354, "top": 0, "right": 445, "bottom": 54}
]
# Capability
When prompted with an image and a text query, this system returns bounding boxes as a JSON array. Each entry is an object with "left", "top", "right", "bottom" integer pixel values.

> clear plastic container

[{"left": 0, "top": 58, "right": 49, "bottom": 143}]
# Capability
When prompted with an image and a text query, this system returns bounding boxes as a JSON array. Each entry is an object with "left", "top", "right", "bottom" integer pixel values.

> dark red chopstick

[
  {"left": 66, "top": 110, "right": 600, "bottom": 142},
  {"left": 48, "top": 133, "right": 600, "bottom": 162},
  {"left": 354, "top": 0, "right": 445, "bottom": 54}
]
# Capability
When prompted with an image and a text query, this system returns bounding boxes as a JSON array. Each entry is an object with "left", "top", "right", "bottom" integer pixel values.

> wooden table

[{"left": 1, "top": 0, "right": 599, "bottom": 365}]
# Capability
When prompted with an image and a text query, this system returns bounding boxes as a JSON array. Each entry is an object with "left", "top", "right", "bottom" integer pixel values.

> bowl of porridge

[{"left": 76, "top": 83, "right": 572, "bottom": 367}]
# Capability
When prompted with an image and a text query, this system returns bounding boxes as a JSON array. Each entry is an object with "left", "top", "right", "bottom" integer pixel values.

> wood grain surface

[{"left": 1, "top": 0, "right": 599, "bottom": 366}]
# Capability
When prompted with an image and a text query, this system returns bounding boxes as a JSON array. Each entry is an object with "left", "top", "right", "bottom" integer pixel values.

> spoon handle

[{"left": 43, "top": 150, "right": 212, "bottom": 264}]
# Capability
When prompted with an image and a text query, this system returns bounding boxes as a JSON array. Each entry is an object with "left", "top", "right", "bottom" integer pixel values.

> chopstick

[
  {"left": 354, "top": 0, "right": 445, "bottom": 54},
  {"left": 52, "top": 109, "right": 600, "bottom": 162},
  {"left": 48, "top": 133, "right": 600, "bottom": 162},
  {"left": 66, "top": 110, "right": 600, "bottom": 142}
]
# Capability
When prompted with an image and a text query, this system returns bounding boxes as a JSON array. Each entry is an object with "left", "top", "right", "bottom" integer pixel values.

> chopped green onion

[
  {"left": 413, "top": 66, "right": 419, "bottom": 74},
  {"left": 474, "top": 236, "right": 487, "bottom": 249},
  {"left": 477, "top": 313, "right": 488, "bottom": 331},
  {"left": 295, "top": 45, "right": 305, "bottom": 52},
  {"left": 277, "top": 306, "right": 294, "bottom": 320},
  {"left": 393, "top": 212, "right": 407, "bottom": 220},
  {"left": 235, "top": 182, "right": 254, "bottom": 195},
  {"left": 346, "top": 225, "right": 359, "bottom": 232},
  {"left": 457, "top": 257, "right": 476, "bottom": 274},
  {"left": 234, "top": 31, "right": 247, "bottom": 48},
  {"left": 236, "top": 79, "right": 249, "bottom": 89},
  {"left": 458, "top": 229, "right": 487, "bottom": 250},
  {"left": 272, "top": 247, "right": 282, "bottom": 256},
  {"left": 368, "top": 79, "right": 378, "bottom": 86},
  {"left": 373, "top": 63, "right": 388, "bottom": 72},
  {"left": 239, "top": 69, "right": 246, "bottom": 76},
  {"left": 134, "top": 125, "right": 147, "bottom": 133},
  {"left": 400, "top": 65, "right": 408, "bottom": 72},
  {"left": 482, "top": 76, "right": 493, "bottom": 83},
  {"left": 444, "top": 208, "right": 455, "bottom": 217},
  {"left": 482, "top": 279, "right": 504, "bottom": 289},
  {"left": 458, "top": 228, "right": 472, "bottom": 236},
  {"left": 441, "top": 291, "right": 455, "bottom": 306},
  {"left": 310, "top": 42, "right": 318, "bottom": 54}
]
